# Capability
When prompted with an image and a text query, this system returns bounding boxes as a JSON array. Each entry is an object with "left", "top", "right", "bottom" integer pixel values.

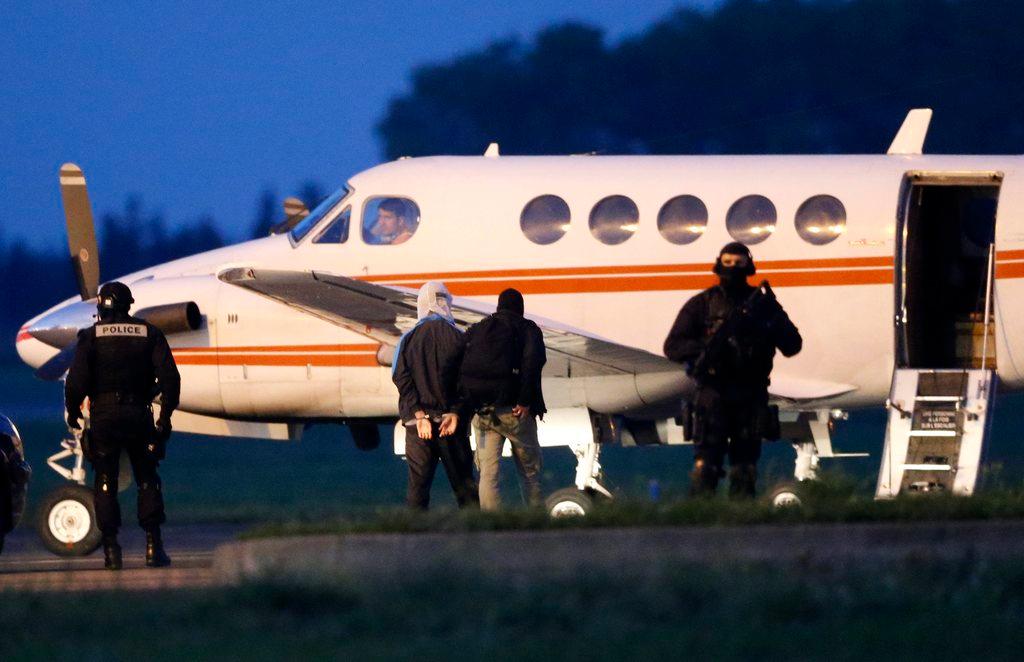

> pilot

[
  {"left": 663, "top": 242, "right": 802, "bottom": 498},
  {"left": 65, "top": 281, "right": 181, "bottom": 570},
  {"left": 368, "top": 198, "right": 414, "bottom": 245}
]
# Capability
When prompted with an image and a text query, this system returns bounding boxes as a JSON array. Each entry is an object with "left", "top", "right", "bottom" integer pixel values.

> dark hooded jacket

[{"left": 461, "top": 290, "right": 547, "bottom": 416}]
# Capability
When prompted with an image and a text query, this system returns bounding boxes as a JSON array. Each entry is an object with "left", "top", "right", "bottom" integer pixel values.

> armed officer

[
  {"left": 65, "top": 282, "right": 180, "bottom": 570},
  {"left": 664, "top": 242, "right": 802, "bottom": 498}
]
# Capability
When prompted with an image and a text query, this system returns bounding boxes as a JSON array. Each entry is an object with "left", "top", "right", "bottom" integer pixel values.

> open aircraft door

[{"left": 877, "top": 172, "right": 1002, "bottom": 497}]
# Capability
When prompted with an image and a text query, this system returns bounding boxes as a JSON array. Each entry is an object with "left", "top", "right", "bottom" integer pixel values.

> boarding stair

[{"left": 876, "top": 368, "right": 996, "bottom": 497}]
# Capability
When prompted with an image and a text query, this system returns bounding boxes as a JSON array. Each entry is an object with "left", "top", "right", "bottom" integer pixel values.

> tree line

[{"left": 377, "top": 0, "right": 1024, "bottom": 157}]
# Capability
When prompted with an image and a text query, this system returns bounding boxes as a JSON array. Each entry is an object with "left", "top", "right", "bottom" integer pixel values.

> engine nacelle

[{"left": 135, "top": 301, "right": 202, "bottom": 335}]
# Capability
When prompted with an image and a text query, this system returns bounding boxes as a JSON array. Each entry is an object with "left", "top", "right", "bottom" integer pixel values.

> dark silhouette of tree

[
  {"left": 377, "top": 0, "right": 1024, "bottom": 157},
  {"left": 297, "top": 181, "right": 326, "bottom": 209},
  {"left": 251, "top": 187, "right": 278, "bottom": 238}
]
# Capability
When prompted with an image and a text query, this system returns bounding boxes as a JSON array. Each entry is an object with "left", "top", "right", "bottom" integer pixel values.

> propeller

[
  {"left": 268, "top": 196, "right": 310, "bottom": 235},
  {"left": 32, "top": 164, "right": 203, "bottom": 381},
  {"left": 59, "top": 163, "right": 100, "bottom": 300},
  {"left": 31, "top": 164, "right": 103, "bottom": 379}
]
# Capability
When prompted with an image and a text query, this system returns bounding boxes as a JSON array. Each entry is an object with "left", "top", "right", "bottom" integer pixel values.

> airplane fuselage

[{"left": 17, "top": 154, "right": 1024, "bottom": 431}]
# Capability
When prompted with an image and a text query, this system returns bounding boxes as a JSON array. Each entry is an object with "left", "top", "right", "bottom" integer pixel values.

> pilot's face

[
  {"left": 377, "top": 209, "right": 400, "bottom": 235},
  {"left": 720, "top": 253, "right": 749, "bottom": 269}
]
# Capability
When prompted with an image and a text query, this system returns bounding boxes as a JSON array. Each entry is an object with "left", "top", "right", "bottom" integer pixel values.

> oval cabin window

[
  {"left": 795, "top": 195, "right": 846, "bottom": 245},
  {"left": 726, "top": 195, "right": 776, "bottom": 244},
  {"left": 590, "top": 195, "right": 639, "bottom": 245},
  {"left": 658, "top": 195, "right": 708, "bottom": 245},
  {"left": 521, "top": 195, "right": 571, "bottom": 245}
]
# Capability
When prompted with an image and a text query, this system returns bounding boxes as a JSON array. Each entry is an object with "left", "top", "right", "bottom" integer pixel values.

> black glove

[
  {"left": 148, "top": 419, "right": 172, "bottom": 461},
  {"left": 155, "top": 419, "right": 172, "bottom": 442}
]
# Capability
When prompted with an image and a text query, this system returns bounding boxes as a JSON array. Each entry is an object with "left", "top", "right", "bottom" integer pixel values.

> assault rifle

[{"left": 689, "top": 280, "right": 781, "bottom": 380}]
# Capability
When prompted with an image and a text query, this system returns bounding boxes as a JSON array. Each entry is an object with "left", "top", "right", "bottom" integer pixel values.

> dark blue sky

[{"left": 1, "top": 1, "right": 718, "bottom": 251}]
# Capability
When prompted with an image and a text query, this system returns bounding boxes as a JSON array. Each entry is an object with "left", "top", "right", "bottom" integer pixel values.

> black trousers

[
  {"left": 405, "top": 421, "right": 479, "bottom": 510},
  {"left": 692, "top": 387, "right": 764, "bottom": 469},
  {"left": 89, "top": 405, "right": 165, "bottom": 535}
]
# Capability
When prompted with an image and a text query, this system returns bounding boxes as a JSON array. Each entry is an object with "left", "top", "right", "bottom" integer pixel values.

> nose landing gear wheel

[
  {"left": 767, "top": 482, "right": 803, "bottom": 508},
  {"left": 545, "top": 487, "right": 596, "bottom": 518},
  {"left": 37, "top": 484, "right": 102, "bottom": 556}
]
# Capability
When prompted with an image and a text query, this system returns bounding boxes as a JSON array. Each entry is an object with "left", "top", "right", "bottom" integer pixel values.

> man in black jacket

[
  {"left": 461, "top": 288, "right": 547, "bottom": 510},
  {"left": 392, "top": 281, "right": 479, "bottom": 510},
  {"left": 65, "top": 281, "right": 180, "bottom": 569},
  {"left": 663, "top": 243, "right": 802, "bottom": 498}
]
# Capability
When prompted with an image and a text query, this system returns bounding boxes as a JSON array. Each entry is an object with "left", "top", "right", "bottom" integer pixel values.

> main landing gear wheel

[
  {"left": 545, "top": 487, "right": 597, "bottom": 518},
  {"left": 767, "top": 482, "right": 803, "bottom": 508},
  {"left": 37, "top": 484, "right": 101, "bottom": 557}
]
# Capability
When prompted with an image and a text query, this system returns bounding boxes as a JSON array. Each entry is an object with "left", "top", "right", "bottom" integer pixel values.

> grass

[
  {"left": 3, "top": 558, "right": 1024, "bottom": 660},
  {"left": 242, "top": 475, "right": 1024, "bottom": 539}
]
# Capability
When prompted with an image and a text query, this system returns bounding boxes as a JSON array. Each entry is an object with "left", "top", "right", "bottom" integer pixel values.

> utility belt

[
  {"left": 681, "top": 388, "right": 780, "bottom": 444},
  {"left": 91, "top": 392, "right": 151, "bottom": 408}
]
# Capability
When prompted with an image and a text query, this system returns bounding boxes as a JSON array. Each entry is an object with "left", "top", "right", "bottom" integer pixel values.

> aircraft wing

[{"left": 219, "top": 268, "right": 680, "bottom": 378}]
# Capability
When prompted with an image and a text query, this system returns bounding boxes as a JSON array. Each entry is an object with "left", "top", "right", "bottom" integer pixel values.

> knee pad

[{"left": 97, "top": 474, "right": 117, "bottom": 494}]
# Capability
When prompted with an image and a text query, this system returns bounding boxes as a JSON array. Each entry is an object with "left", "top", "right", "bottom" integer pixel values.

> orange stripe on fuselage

[
  {"left": 362, "top": 256, "right": 896, "bottom": 295},
  {"left": 174, "top": 343, "right": 379, "bottom": 355},
  {"left": 171, "top": 343, "right": 380, "bottom": 367},
  {"left": 173, "top": 353, "right": 379, "bottom": 367},
  {"left": 362, "top": 256, "right": 895, "bottom": 284},
  {"left": 997, "top": 249, "right": 1024, "bottom": 261}
]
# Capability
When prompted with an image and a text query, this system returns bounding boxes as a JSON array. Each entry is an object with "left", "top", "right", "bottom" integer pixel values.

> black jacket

[
  {"left": 663, "top": 283, "right": 802, "bottom": 392},
  {"left": 392, "top": 316, "right": 467, "bottom": 423},
  {"left": 65, "top": 312, "right": 181, "bottom": 423},
  {"left": 461, "top": 310, "right": 547, "bottom": 416}
]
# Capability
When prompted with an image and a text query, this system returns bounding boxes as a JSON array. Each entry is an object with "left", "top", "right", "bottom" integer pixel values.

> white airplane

[{"left": 16, "top": 109, "right": 1020, "bottom": 554}]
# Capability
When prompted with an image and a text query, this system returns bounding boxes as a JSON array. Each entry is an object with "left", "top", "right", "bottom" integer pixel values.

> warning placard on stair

[{"left": 914, "top": 408, "right": 959, "bottom": 432}]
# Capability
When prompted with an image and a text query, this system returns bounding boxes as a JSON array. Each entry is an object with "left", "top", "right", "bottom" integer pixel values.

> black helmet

[
  {"left": 97, "top": 281, "right": 134, "bottom": 312},
  {"left": 713, "top": 241, "right": 756, "bottom": 277}
]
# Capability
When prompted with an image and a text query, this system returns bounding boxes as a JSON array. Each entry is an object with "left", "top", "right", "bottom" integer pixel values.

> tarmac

[{"left": 0, "top": 523, "right": 245, "bottom": 592}]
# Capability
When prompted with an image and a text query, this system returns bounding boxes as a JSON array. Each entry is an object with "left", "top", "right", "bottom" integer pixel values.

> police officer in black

[
  {"left": 65, "top": 282, "right": 180, "bottom": 569},
  {"left": 664, "top": 242, "right": 802, "bottom": 498}
]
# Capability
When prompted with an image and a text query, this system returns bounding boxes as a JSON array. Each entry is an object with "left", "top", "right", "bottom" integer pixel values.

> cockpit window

[
  {"left": 312, "top": 207, "right": 350, "bottom": 244},
  {"left": 289, "top": 186, "right": 351, "bottom": 243},
  {"left": 362, "top": 197, "right": 420, "bottom": 245}
]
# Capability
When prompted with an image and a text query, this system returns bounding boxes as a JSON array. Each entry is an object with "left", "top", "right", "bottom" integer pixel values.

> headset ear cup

[
  {"left": 712, "top": 258, "right": 723, "bottom": 276},
  {"left": 747, "top": 259, "right": 756, "bottom": 276}
]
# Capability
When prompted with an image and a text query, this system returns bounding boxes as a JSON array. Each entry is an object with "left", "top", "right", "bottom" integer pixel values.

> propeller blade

[
  {"left": 34, "top": 341, "right": 78, "bottom": 381},
  {"left": 269, "top": 197, "right": 310, "bottom": 235},
  {"left": 59, "top": 163, "right": 100, "bottom": 300}
]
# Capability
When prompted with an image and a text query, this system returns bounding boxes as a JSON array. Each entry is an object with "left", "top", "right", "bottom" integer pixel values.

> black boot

[
  {"left": 728, "top": 464, "right": 758, "bottom": 499},
  {"left": 103, "top": 535, "right": 123, "bottom": 571},
  {"left": 688, "top": 460, "right": 720, "bottom": 497},
  {"left": 145, "top": 529, "right": 171, "bottom": 568}
]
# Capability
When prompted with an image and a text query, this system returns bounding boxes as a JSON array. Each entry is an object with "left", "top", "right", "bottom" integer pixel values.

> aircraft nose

[{"left": 26, "top": 300, "right": 97, "bottom": 348}]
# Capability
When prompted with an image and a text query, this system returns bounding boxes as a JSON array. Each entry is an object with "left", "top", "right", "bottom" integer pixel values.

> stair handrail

[{"left": 981, "top": 242, "right": 996, "bottom": 370}]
